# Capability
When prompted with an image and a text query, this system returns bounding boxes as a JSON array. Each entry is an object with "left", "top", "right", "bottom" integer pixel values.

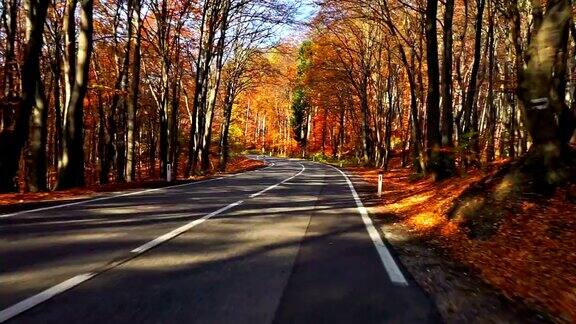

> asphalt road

[{"left": 0, "top": 157, "right": 439, "bottom": 323}]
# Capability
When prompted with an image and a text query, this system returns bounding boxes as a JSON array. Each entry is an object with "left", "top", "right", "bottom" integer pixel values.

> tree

[
  {"left": 516, "top": 0, "right": 575, "bottom": 186},
  {"left": 0, "top": 0, "right": 49, "bottom": 193},
  {"left": 440, "top": 0, "right": 456, "bottom": 174},
  {"left": 126, "top": 0, "right": 142, "bottom": 182},
  {"left": 57, "top": 0, "right": 93, "bottom": 189},
  {"left": 461, "top": 0, "right": 486, "bottom": 166},
  {"left": 424, "top": 0, "right": 442, "bottom": 177},
  {"left": 291, "top": 41, "right": 312, "bottom": 155}
]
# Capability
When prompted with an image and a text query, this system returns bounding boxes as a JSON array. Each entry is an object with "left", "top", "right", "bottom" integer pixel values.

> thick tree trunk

[
  {"left": 26, "top": 78, "right": 49, "bottom": 192},
  {"left": 425, "top": 0, "right": 443, "bottom": 176},
  {"left": 517, "top": 0, "right": 573, "bottom": 185},
  {"left": 1, "top": 0, "right": 18, "bottom": 102},
  {"left": 126, "top": 0, "right": 141, "bottom": 182},
  {"left": 200, "top": 1, "right": 229, "bottom": 172},
  {"left": 200, "top": 82, "right": 217, "bottom": 172},
  {"left": 0, "top": 0, "right": 49, "bottom": 193},
  {"left": 187, "top": 1, "right": 216, "bottom": 175},
  {"left": 57, "top": 0, "right": 93, "bottom": 190}
]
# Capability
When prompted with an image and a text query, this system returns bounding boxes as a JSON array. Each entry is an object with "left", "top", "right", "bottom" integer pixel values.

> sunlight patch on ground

[
  {"left": 408, "top": 212, "right": 443, "bottom": 230},
  {"left": 383, "top": 194, "right": 434, "bottom": 213},
  {"left": 452, "top": 196, "right": 485, "bottom": 223},
  {"left": 494, "top": 176, "right": 515, "bottom": 201}
]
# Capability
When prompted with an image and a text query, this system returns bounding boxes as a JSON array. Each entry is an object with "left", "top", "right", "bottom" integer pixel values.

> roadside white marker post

[
  {"left": 167, "top": 163, "right": 172, "bottom": 182},
  {"left": 340, "top": 161, "right": 343, "bottom": 168},
  {"left": 378, "top": 171, "right": 383, "bottom": 197},
  {"left": 269, "top": 151, "right": 272, "bottom": 157}
]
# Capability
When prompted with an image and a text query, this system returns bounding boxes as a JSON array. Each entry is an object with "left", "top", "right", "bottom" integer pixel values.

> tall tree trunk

[
  {"left": 486, "top": 4, "right": 497, "bottom": 162},
  {"left": 517, "top": 0, "right": 573, "bottom": 185},
  {"left": 0, "top": 0, "right": 48, "bottom": 192},
  {"left": 200, "top": 0, "right": 230, "bottom": 172},
  {"left": 219, "top": 82, "right": 235, "bottom": 171},
  {"left": 425, "top": 0, "right": 442, "bottom": 176},
  {"left": 440, "top": 0, "right": 456, "bottom": 175},
  {"left": 168, "top": 31, "right": 182, "bottom": 179},
  {"left": 115, "top": 8, "right": 132, "bottom": 183},
  {"left": 50, "top": 16, "right": 64, "bottom": 174},
  {"left": 359, "top": 79, "right": 371, "bottom": 164},
  {"left": 26, "top": 77, "right": 49, "bottom": 192},
  {"left": 126, "top": 0, "right": 141, "bottom": 182},
  {"left": 399, "top": 46, "right": 424, "bottom": 172},
  {"left": 187, "top": 1, "right": 216, "bottom": 175},
  {"left": 169, "top": 69, "right": 181, "bottom": 178},
  {"left": 57, "top": 0, "right": 93, "bottom": 190},
  {"left": 462, "top": 0, "right": 486, "bottom": 166},
  {"left": 0, "top": 0, "right": 49, "bottom": 192},
  {"left": 1, "top": 0, "right": 18, "bottom": 102}
]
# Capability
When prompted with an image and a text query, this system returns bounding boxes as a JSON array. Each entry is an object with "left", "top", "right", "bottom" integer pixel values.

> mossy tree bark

[{"left": 517, "top": 0, "right": 575, "bottom": 186}]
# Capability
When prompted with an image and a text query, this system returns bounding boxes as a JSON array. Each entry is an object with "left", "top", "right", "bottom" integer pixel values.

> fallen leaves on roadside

[
  {"left": 0, "top": 156, "right": 266, "bottom": 208},
  {"left": 352, "top": 165, "right": 576, "bottom": 323}
]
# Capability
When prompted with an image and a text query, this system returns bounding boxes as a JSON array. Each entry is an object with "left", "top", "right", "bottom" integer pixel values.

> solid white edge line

[
  {"left": 0, "top": 160, "right": 276, "bottom": 219},
  {"left": 326, "top": 164, "right": 409, "bottom": 286},
  {"left": 0, "top": 273, "right": 95, "bottom": 323}
]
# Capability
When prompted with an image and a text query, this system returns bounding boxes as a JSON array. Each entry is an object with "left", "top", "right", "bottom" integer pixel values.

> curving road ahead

[{"left": 0, "top": 157, "right": 438, "bottom": 323}]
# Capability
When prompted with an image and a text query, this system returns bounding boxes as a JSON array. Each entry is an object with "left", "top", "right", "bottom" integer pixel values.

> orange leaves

[
  {"left": 223, "top": 156, "right": 267, "bottom": 173},
  {"left": 0, "top": 156, "right": 265, "bottom": 209},
  {"left": 354, "top": 162, "right": 576, "bottom": 322}
]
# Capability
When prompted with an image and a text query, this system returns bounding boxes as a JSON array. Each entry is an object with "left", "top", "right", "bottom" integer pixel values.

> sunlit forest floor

[
  {"left": 0, "top": 156, "right": 265, "bottom": 211},
  {"left": 353, "top": 159, "right": 576, "bottom": 323}
]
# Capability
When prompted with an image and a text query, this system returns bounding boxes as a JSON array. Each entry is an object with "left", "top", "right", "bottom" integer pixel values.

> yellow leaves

[{"left": 408, "top": 212, "right": 443, "bottom": 230}]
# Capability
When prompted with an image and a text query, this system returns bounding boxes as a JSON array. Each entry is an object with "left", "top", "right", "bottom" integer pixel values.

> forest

[
  {"left": 1, "top": 0, "right": 575, "bottom": 194},
  {"left": 0, "top": 0, "right": 296, "bottom": 192}
]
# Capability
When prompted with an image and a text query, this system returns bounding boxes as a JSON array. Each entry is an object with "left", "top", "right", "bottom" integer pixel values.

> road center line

[
  {"left": 326, "top": 164, "right": 409, "bottom": 286},
  {"left": 0, "top": 199, "right": 245, "bottom": 323},
  {"left": 130, "top": 200, "right": 244, "bottom": 254},
  {"left": 250, "top": 163, "right": 305, "bottom": 198},
  {"left": 0, "top": 273, "right": 96, "bottom": 323}
]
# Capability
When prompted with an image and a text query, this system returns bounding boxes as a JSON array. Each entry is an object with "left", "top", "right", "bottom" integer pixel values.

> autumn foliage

[{"left": 356, "top": 163, "right": 576, "bottom": 322}]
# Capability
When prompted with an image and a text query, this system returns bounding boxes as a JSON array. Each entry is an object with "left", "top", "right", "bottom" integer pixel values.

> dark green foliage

[{"left": 291, "top": 41, "right": 312, "bottom": 149}]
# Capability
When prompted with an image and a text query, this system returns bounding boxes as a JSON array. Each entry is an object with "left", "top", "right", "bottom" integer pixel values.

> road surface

[{"left": 0, "top": 157, "right": 439, "bottom": 323}]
